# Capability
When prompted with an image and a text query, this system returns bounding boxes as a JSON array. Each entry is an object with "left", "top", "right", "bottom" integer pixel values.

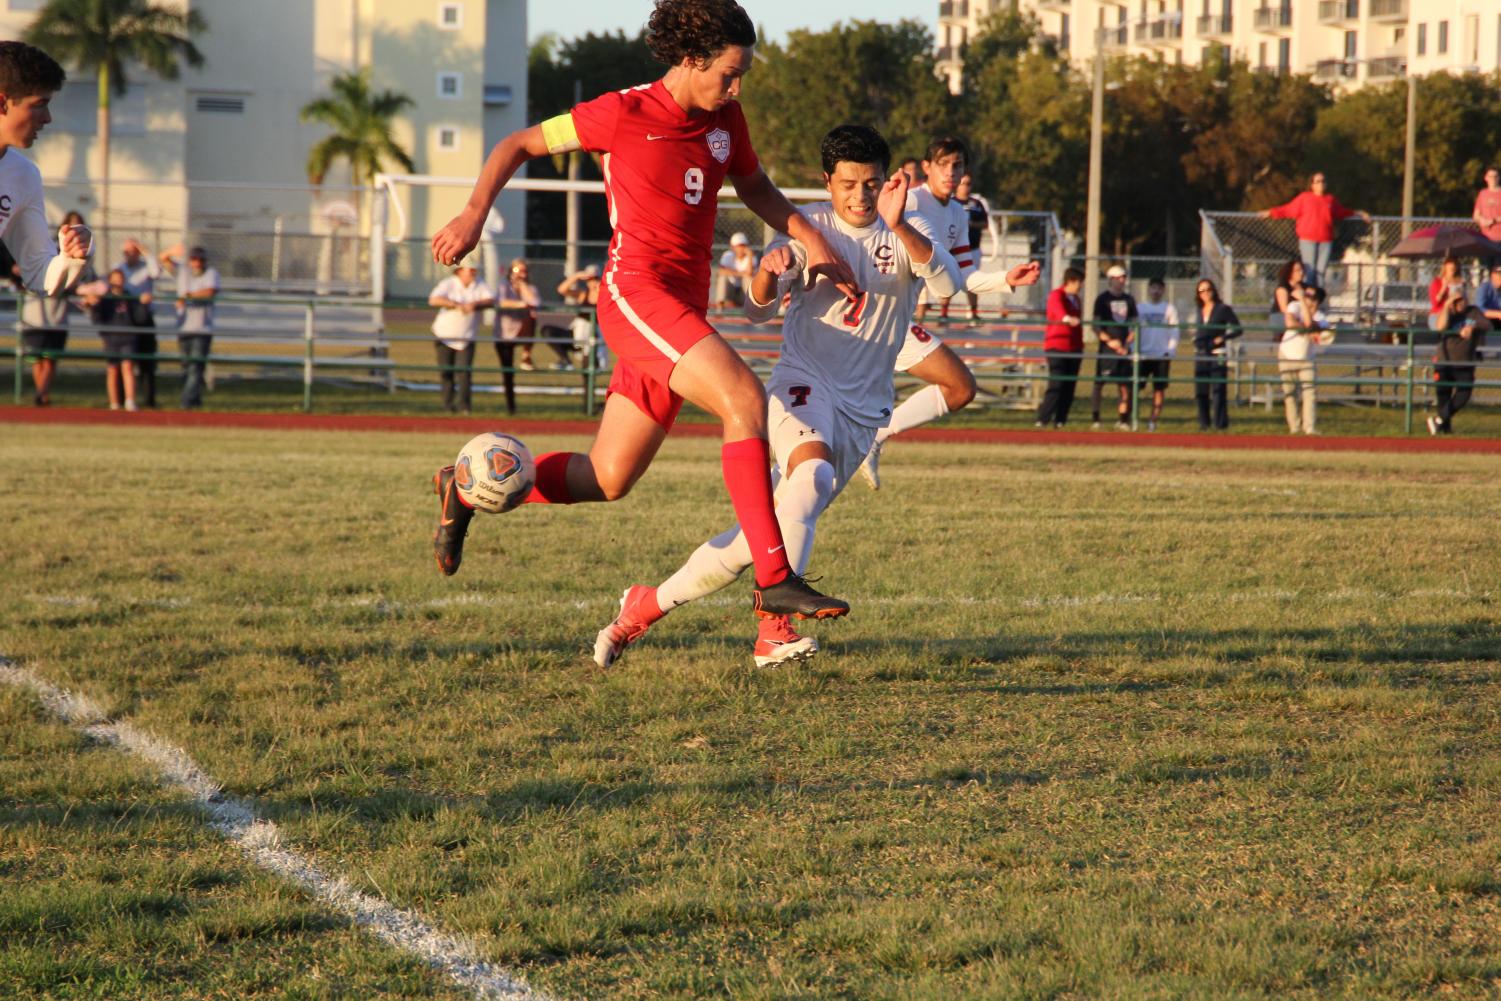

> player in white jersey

[
  {"left": 592, "top": 124, "right": 960, "bottom": 669},
  {"left": 857, "top": 136, "right": 1041, "bottom": 489},
  {"left": 0, "top": 43, "right": 95, "bottom": 404}
]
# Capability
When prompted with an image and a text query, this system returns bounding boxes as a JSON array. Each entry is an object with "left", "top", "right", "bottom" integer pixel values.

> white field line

[{"left": 0, "top": 658, "right": 555, "bottom": 1001}]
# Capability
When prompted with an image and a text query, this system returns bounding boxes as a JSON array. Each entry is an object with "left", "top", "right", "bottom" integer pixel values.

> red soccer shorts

[{"left": 597, "top": 277, "right": 716, "bottom": 430}]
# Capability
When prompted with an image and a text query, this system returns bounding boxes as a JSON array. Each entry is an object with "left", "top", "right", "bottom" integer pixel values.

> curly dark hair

[
  {"left": 0, "top": 42, "right": 66, "bottom": 99},
  {"left": 820, "top": 125, "right": 890, "bottom": 176},
  {"left": 647, "top": 0, "right": 756, "bottom": 67}
]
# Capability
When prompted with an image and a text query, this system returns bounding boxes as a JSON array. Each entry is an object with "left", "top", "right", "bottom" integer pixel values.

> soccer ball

[{"left": 453, "top": 432, "right": 536, "bottom": 513}]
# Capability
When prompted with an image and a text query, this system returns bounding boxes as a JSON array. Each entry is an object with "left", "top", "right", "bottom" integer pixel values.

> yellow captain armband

[{"left": 541, "top": 114, "right": 582, "bottom": 155}]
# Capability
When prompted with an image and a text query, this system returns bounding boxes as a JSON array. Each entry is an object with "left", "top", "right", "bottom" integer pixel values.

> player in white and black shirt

[
  {"left": 856, "top": 136, "right": 1041, "bottom": 489},
  {"left": 0, "top": 43, "right": 94, "bottom": 405},
  {"left": 593, "top": 125, "right": 960, "bottom": 669}
]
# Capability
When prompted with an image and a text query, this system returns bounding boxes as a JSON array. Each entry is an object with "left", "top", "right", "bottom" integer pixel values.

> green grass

[{"left": 3, "top": 426, "right": 1501, "bottom": 999}]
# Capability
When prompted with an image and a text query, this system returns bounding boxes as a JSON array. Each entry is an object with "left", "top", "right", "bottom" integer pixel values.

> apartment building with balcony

[{"left": 938, "top": 0, "right": 1501, "bottom": 92}]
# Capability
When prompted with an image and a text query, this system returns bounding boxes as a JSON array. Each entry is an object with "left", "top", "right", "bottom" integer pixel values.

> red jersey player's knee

[{"left": 670, "top": 336, "right": 768, "bottom": 438}]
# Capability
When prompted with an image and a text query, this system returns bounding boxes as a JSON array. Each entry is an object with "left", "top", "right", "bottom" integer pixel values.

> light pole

[
  {"left": 1401, "top": 70, "right": 1416, "bottom": 237},
  {"left": 1084, "top": 26, "right": 1107, "bottom": 309}
]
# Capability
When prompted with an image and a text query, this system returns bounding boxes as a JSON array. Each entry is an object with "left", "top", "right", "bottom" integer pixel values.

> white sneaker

[
  {"left": 1147, "top": 419, "right": 1158, "bottom": 432},
  {"left": 753, "top": 616, "right": 818, "bottom": 668},
  {"left": 857, "top": 439, "right": 884, "bottom": 491},
  {"left": 124, "top": 401, "right": 139, "bottom": 412},
  {"left": 1426, "top": 416, "right": 1438, "bottom": 436}
]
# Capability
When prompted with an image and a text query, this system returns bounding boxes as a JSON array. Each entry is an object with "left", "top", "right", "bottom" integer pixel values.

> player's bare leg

[{"left": 859, "top": 342, "right": 975, "bottom": 489}]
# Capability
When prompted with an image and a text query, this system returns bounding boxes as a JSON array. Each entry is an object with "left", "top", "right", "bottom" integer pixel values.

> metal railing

[
  {"left": 1253, "top": 5, "right": 1294, "bottom": 30},
  {"left": 1368, "top": 56, "right": 1405, "bottom": 78},
  {"left": 1317, "top": 0, "right": 1359, "bottom": 23},
  {"left": 1368, "top": 0, "right": 1406, "bottom": 19},
  {"left": 1197, "top": 14, "right": 1233, "bottom": 35}
]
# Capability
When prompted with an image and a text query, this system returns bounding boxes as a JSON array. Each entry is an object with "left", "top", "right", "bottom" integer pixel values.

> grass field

[{"left": 4, "top": 425, "right": 1501, "bottom": 1000}]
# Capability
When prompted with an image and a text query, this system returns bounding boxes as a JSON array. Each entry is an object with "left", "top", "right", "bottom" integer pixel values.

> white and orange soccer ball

[{"left": 453, "top": 432, "right": 536, "bottom": 513}]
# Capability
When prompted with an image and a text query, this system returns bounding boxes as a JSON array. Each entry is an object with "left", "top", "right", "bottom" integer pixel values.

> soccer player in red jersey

[{"left": 429, "top": 0, "right": 857, "bottom": 621}]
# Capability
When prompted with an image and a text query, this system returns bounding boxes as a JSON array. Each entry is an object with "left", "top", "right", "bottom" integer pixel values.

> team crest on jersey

[
  {"left": 706, "top": 128, "right": 731, "bottom": 163},
  {"left": 873, "top": 243, "right": 895, "bottom": 274}
]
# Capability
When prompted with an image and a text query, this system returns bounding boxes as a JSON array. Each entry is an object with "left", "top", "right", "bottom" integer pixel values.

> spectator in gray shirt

[{"left": 160, "top": 244, "right": 220, "bottom": 409}]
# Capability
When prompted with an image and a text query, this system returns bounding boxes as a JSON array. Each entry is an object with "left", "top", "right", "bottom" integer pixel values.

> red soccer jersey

[{"left": 560, "top": 81, "right": 759, "bottom": 307}]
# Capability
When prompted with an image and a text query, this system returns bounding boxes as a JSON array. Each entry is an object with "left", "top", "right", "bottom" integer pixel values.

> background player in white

[
  {"left": 0, "top": 43, "right": 93, "bottom": 306},
  {"left": 857, "top": 136, "right": 1040, "bottom": 489},
  {"left": 1135, "top": 277, "right": 1179, "bottom": 431},
  {"left": 593, "top": 124, "right": 960, "bottom": 668}
]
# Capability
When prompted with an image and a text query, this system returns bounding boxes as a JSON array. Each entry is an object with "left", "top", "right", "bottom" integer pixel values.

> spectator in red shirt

[
  {"left": 1035, "top": 266, "right": 1085, "bottom": 428},
  {"left": 1258, "top": 172, "right": 1370, "bottom": 288},
  {"left": 1472, "top": 166, "right": 1501, "bottom": 244},
  {"left": 1428, "top": 258, "right": 1466, "bottom": 331}
]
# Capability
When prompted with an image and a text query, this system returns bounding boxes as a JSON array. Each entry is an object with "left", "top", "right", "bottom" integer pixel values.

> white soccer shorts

[
  {"left": 893, "top": 322, "right": 944, "bottom": 373},
  {"left": 766, "top": 372, "right": 879, "bottom": 498}
]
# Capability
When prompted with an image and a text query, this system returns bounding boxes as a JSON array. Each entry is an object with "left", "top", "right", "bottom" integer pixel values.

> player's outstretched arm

[
  {"left": 731, "top": 168, "right": 860, "bottom": 301},
  {"left": 432, "top": 125, "right": 549, "bottom": 266}
]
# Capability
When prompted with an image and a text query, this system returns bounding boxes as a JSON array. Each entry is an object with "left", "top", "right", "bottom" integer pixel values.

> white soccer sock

[
  {"left": 874, "top": 383, "right": 950, "bottom": 445},
  {"left": 653, "top": 460, "right": 836, "bottom": 610},
  {"left": 775, "top": 458, "right": 836, "bottom": 575},
  {"left": 655, "top": 523, "right": 752, "bottom": 611}
]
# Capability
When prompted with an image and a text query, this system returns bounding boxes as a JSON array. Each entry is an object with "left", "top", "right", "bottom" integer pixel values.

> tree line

[{"left": 528, "top": 12, "right": 1501, "bottom": 255}]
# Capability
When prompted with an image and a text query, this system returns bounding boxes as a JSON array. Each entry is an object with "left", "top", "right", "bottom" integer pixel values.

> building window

[
  {"left": 1416, "top": 23, "right": 1426, "bottom": 56},
  {"left": 437, "top": 72, "right": 461, "bottom": 99},
  {"left": 1344, "top": 30, "right": 1356, "bottom": 60},
  {"left": 438, "top": 3, "right": 461, "bottom": 29},
  {"left": 1277, "top": 37, "right": 1290, "bottom": 73},
  {"left": 437, "top": 126, "right": 459, "bottom": 151},
  {"left": 1437, "top": 20, "right": 1447, "bottom": 54},
  {"left": 1258, "top": 41, "right": 1266, "bottom": 68},
  {"left": 194, "top": 94, "right": 246, "bottom": 114}
]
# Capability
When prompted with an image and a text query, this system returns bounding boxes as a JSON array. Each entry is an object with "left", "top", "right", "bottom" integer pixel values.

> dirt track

[{"left": 6, "top": 405, "right": 1500, "bottom": 455}]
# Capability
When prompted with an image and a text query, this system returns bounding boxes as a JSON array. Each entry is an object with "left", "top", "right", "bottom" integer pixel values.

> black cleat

[
  {"left": 432, "top": 465, "right": 475, "bottom": 576},
  {"left": 753, "top": 572, "right": 849, "bottom": 620}
]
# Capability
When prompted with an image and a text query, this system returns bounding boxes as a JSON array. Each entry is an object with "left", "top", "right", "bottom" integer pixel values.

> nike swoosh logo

[
  {"left": 646, "top": 134, "right": 666, "bottom": 141},
  {"left": 767, "top": 545, "right": 784, "bottom": 555},
  {"left": 440, "top": 483, "right": 457, "bottom": 525}
]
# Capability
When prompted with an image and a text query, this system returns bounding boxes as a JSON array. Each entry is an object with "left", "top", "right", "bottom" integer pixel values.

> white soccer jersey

[
  {"left": 747, "top": 202, "right": 959, "bottom": 426},
  {"left": 906, "top": 183, "right": 1011, "bottom": 294},
  {"left": 0, "top": 149, "right": 90, "bottom": 294}
]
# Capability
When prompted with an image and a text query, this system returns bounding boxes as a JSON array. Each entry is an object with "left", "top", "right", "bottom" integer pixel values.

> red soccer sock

[
  {"left": 524, "top": 451, "right": 577, "bottom": 505},
  {"left": 720, "top": 438, "right": 791, "bottom": 587}
]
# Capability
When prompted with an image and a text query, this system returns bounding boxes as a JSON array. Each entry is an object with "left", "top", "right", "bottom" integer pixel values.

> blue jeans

[
  {"left": 179, "top": 334, "right": 212, "bottom": 408},
  {"left": 1298, "top": 239, "right": 1332, "bottom": 288}
]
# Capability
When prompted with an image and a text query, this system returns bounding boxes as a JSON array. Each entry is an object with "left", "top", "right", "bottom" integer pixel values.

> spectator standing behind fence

[
  {"left": 714, "top": 232, "right": 757, "bottom": 310},
  {"left": 86, "top": 268, "right": 139, "bottom": 411},
  {"left": 1475, "top": 262, "right": 1501, "bottom": 324},
  {"left": 1192, "top": 279, "right": 1241, "bottom": 431},
  {"left": 428, "top": 261, "right": 493, "bottom": 415},
  {"left": 1090, "top": 264, "right": 1137, "bottom": 430},
  {"left": 1278, "top": 284, "right": 1331, "bottom": 435},
  {"left": 10, "top": 251, "right": 66, "bottom": 406},
  {"left": 1428, "top": 297, "right": 1489, "bottom": 435},
  {"left": 1270, "top": 259, "right": 1304, "bottom": 321},
  {"left": 116, "top": 239, "right": 160, "bottom": 407},
  {"left": 558, "top": 264, "right": 604, "bottom": 371},
  {"left": 1258, "top": 173, "right": 1370, "bottom": 288},
  {"left": 492, "top": 257, "right": 540, "bottom": 415},
  {"left": 1472, "top": 167, "right": 1501, "bottom": 244},
  {"left": 1428, "top": 259, "right": 1465, "bottom": 331},
  {"left": 1135, "top": 277, "right": 1178, "bottom": 432},
  {"left": 956, "top": 173, "right": 998, "bottom": 324},
  {"left": 159, "top": 245, "right": 219, "bottom": 409},
  {"left": 1035, "top": 267, "right": 1084, "bottom": 429}
]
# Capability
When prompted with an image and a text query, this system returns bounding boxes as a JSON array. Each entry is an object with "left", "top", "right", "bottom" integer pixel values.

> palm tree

[
  {"left": 23, "top": 0, "right": 206, "bottom": 232},
  {"left": 299, "top": 70, "right": 416, "bottom": 221}
]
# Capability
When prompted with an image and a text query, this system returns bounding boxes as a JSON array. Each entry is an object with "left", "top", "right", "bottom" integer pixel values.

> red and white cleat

[
  {"left": 592, "top": 585, "right": 659, "bottom": 669},
  {"left": 753, "top": 615, "right": 818, "bottom": 668}
]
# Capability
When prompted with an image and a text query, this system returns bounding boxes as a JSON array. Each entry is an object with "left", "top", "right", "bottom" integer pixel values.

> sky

[{"left": 528, "top": 0, "right": 930, "bottom": 45}]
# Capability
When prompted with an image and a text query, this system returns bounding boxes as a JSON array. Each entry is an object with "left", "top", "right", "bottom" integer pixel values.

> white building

[
  {"left": 0, "top": 0, "right": 526, "bottom": 291},
  {"left": 939, "top": 0, "right": 1501, "bottom": 93}
]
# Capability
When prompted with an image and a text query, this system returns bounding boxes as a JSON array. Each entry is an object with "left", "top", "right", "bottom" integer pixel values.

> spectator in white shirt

[
  {"left": 159, "top": 244, "right": 220, "bottom": 409},
  {"left": 428, "top": 262, "right": 493, "bottom": 415},
  {"left": 493, "top": 257, "right": 540, "bottom": 412},
  {"left": 1135, "top": 277, "right": 1179, "bottom": 431},
  {"left": 714, "top": 231, "right": 757, "bottom": 310},
  {"left": 1278, "top": 284, "right": 1332, "bottom": 435}
]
